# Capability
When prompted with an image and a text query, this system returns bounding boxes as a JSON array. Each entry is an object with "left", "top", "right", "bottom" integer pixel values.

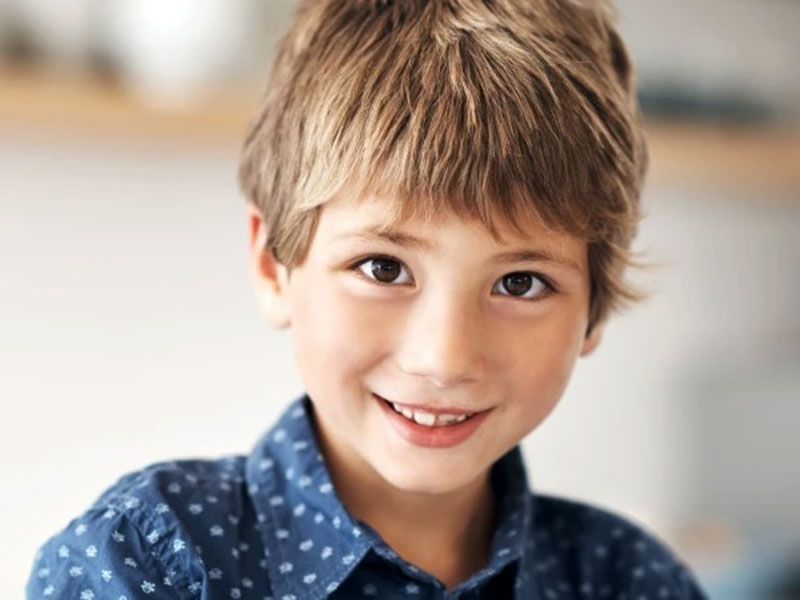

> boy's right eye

[{"left": 353, "top": 256, "right": 414, "bottom": 285}]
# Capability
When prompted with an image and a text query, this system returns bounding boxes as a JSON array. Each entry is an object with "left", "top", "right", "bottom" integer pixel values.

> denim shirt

[{"left": 26, "top": 394, "right": 707, "bottom": 599}]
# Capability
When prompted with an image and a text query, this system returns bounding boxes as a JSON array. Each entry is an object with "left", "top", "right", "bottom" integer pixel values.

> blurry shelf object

[{"left": 0, "top": 65, "right": 798, "bottom": 190}]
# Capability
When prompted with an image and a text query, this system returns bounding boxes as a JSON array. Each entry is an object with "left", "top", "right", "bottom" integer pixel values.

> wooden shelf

[
  {"left": 1, "top": 65, "right": 798, "bottom": 190},
  {"left": 0, "top": 65, "right": 257, "bottom": 145},
  {"left": 644, "top": 121, "right": 800, "bottom": 192}
]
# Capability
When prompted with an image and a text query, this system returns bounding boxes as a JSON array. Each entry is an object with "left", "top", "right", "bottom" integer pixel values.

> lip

[{"left": 373, "top": 393, "right": 492, "bottom": 448}]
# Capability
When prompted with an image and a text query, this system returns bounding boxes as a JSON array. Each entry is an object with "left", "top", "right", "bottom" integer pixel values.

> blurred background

[{"left": 1, "top": 1, "right": 798, "bottom": 597}]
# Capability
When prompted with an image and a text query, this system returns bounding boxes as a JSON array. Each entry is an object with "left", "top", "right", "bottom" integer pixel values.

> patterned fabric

[{"left": 26, "top": 393, "right": 707, "bottom": 599}]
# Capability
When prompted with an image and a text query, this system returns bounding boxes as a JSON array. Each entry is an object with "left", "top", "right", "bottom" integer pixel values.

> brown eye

[
  {"left": 355, "top": 256, "right": 412, "bottom": 285},
  {"left": 493, "top": 271, "right": 551, "bottom": 300},
  {"left": 371, "top": 258, "right": 401, "bottom": 282},
  {"left": 503, "top": 273, "right": 532, "bottom": 296}
]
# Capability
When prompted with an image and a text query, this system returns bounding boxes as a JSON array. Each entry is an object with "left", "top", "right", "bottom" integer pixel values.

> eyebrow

[{"left": 332, "top": 227, "right": 583, "bottom": 272}]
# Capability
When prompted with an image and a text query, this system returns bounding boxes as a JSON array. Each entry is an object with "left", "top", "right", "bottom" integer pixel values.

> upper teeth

[{"left": 391, "top": 402, "right": 474, "bottom": 427}]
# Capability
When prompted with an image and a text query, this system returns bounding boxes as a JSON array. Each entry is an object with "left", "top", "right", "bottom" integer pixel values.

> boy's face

[{"left": 249, "top": 192, "right": 601, "bottom": 497}]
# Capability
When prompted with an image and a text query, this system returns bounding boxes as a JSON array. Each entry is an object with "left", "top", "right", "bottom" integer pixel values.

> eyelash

[{"left": 349, "top": 255, "right": 557, "bottom": 302}]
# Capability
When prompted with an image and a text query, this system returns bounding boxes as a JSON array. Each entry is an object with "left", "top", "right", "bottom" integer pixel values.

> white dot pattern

[{"left": 26, "top": 394, "right": 707, "bottom": 599}]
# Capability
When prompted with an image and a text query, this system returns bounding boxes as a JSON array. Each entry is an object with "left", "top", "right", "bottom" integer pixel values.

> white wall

[{"left": 616, "top": 0, "right": 800, "bottom": 116}]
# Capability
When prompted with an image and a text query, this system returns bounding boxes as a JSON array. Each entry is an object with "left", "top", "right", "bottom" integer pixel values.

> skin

[{"left": 247, "top": 192, "right": 603, "bottom": 590}]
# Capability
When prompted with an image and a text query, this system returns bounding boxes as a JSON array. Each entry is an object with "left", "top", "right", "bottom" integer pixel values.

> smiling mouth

[{"left": 372, "top": 393, "right": 481, "bottom": 428}]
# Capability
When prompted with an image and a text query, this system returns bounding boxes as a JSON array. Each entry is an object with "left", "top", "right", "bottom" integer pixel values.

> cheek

[
  {"left": 289, "top": 280, "right": 396, "bottom": 386},
  {"left": 503, "top": 320, "right": 584, "bottom": 424}
]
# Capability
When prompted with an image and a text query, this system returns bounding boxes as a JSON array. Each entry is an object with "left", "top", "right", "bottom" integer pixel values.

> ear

[
  {"left": 579, "top": 322, "right": 604, "bottom": 357},
  {"left": 247, "top": 203, "right": 292, "bottom": 329}
]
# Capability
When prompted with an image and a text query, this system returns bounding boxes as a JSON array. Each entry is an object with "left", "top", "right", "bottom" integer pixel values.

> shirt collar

[{"left": 246, "top": 393, "right": 536, "bottom": 599}]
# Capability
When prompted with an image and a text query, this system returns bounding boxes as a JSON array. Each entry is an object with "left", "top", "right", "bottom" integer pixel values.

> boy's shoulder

[
  {"left": 27, "top": 455, "right": 255, "bottom": 599},
  {"left": 64, "top": 454, "right": 255, "bottom": 538},
  {"left": 529, "top": 492, "right": 705, "bottom": 598},
  {"left": 84, "top": 453, "right": 258, "bottom": 560},
  {"left": 89, "top": 454, "right": 250, "bottom": 516}
]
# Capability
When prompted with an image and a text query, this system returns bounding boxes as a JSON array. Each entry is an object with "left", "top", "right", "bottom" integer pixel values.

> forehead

[{"left": 314, "top": 192, "right": 587, "bottom": 270}]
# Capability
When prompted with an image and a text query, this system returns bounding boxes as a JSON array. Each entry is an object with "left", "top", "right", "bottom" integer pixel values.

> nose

[{"left": 394, "top": 291, "right": 485, "bottom": 388}]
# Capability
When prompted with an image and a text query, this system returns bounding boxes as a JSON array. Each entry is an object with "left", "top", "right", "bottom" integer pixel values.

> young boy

[{"left": 27, "top": 1, "right": 707, "bottom": 598}]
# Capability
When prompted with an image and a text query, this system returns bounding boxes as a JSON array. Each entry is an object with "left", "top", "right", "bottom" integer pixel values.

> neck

[
  {"left": 341, "top": 465, "right": 496, "bottom": 589},
  {"left": 315, "top": 417, "right": 497, "bottom": 589}
]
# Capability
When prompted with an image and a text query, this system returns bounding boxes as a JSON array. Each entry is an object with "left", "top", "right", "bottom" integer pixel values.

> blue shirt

[{"left": 26, "top": 394, "right": 707, "bottom": 599}]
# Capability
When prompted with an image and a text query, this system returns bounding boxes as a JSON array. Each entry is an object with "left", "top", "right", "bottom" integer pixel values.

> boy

[{"left": 27, "top": 0, "right": 707, "bottom": 598}]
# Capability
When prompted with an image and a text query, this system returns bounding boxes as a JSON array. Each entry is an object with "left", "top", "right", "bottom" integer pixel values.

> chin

[{"left": 376, "top": 462, "right": 472, "bottom": 496}]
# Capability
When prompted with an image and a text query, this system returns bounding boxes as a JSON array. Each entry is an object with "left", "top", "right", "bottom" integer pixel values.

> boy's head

[
  {"left": 240, "top": 0, "right": 648, "bottom": 339},
  {"left": 240, "top": 0, "right": 648, "bottom": 494}
]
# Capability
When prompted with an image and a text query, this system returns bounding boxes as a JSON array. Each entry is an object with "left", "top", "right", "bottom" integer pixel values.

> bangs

[{"left": 280, "top": 0, "right": 642, "bottom": 246}]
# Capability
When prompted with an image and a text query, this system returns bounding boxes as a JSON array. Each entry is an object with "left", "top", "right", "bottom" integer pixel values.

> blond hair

[{"left": 239, "top": 0, "right": 650, "bottom": 336}]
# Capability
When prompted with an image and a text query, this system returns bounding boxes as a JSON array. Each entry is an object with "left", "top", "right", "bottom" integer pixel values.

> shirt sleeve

[
  {"left": 619, "top": 529, "right": 710, "bottom": 600},
  {"left": 26, "top": 506, "right": 184, "bottom": 600},
  {"left": 661, "top": 560, "right": 709, "bottom": 600}
]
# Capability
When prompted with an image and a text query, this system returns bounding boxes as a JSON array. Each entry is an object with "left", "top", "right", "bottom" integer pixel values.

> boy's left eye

[
  {"left": 492, "top": 272, "right": 552, "bottom": 300},
  {"left": 354, "top": 256, "right": 414, "bottom": 285},
  {"left": 351, "top": 256, "right": 555, "bottom": 301}
]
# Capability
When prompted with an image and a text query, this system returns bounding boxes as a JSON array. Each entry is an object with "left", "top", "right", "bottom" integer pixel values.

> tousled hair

[{"left": 239, "top": 0, "right": 651, "bottom": 336}]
